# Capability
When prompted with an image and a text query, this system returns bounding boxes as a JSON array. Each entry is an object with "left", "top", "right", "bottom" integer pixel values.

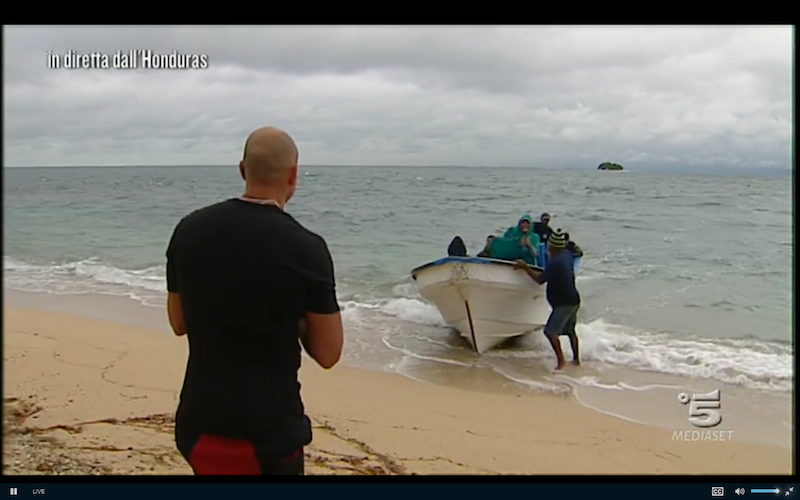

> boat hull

[{"left": 411, "top": 257, "right": 550, "bottom": 353}]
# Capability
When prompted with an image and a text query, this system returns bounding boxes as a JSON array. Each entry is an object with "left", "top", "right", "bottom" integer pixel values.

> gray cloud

[{"left": 3, "top": 25, "right": 792, "bottom": 169}]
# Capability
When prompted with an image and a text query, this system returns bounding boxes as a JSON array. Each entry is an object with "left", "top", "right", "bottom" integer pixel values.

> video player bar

[{"left": 2, "top": 483, "right": 796, "bottom": 500}]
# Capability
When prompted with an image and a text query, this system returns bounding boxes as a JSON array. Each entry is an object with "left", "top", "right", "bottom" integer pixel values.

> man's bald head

[{"left": 240, "top": 127, "right": 299, "bottom": 184}]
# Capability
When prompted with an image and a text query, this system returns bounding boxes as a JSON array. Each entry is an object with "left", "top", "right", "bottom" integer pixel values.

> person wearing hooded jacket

[{"left": 488, "top": 214, "right": 540, "bottom": 266}]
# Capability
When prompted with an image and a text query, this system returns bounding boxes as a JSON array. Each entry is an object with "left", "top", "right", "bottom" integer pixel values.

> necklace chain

[{"left": 239, "top": 196, "right": 282, "bottom": 209}]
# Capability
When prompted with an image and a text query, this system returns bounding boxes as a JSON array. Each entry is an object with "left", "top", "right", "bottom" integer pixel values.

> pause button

[{"left": 10, "top": 489, "right": 18, "bottom": 496}]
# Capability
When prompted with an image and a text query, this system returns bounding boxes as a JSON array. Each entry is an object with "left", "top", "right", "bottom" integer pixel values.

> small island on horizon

[{"left": 598, "top": 162, "right": 624, "bottom": 171}]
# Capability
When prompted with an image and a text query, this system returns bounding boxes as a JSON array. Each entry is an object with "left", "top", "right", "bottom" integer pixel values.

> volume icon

[{"left": 736, "top": 488, "right": 745, "bottom": 496}]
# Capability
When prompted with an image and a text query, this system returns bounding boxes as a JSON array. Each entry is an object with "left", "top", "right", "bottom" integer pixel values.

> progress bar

[{"left": 751, "top": 489, "right": 779, "bottom": 494}]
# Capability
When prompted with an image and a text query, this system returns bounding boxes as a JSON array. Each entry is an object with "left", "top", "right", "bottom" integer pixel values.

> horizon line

[{"left": 3, "top": 164, "right": 791, "bottom": 171}]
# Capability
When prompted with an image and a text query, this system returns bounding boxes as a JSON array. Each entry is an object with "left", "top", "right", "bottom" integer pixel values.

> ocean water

[{"left": 3, "top": 166, "right": 794, "bottom": 406}]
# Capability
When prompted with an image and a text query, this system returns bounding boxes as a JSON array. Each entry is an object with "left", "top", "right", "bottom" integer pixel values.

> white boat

[
  {"left": 410, "top": 249, "right": 582, "bottom": 354},
  {"left": 411, "top": 256, "right": 550, "bottom": 354}
]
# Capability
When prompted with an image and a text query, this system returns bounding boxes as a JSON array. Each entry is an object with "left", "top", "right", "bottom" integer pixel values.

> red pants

[{"left": 179, "top": 434, "right": 304, "bottom": 475}]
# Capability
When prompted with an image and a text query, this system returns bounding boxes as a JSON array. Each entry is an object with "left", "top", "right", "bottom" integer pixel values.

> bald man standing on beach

[{"left": 165, "top": 126, "right": 344, "bottom": 475}]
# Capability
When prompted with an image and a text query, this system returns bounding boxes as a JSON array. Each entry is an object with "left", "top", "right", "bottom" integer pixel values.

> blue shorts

[{"left": 544, "top": 305, "right": 579, "bottom": 337}]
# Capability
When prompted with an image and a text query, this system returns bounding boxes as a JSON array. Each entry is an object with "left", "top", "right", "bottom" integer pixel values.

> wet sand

[
  {"left": 3, "top": 299, "right": 793, "bottom": 475},
  {"left": 7, "top": 289, "right": 792, "bottom": 450}
]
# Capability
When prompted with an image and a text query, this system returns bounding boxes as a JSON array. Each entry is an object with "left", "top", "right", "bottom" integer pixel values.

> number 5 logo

[{"left": 678, "top": 389, "right": 722, "bottom": 428}]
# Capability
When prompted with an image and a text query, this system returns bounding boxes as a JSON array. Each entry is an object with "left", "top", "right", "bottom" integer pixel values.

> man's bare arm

[
  {"left": 300, "top": 237, "right": 344, "bottom": 369},
  {"left": 300, "top": 312, "right": 343, "bottom": 369},
  {"left": 514, "top": 259, "right": 546, "bottom": 284},
  {"left": 525, "top": 267, "right": 544, "bottom": 283},
  {"left": 165, "top": 222, "right": 185, "bottom": 336},
  {"left": 167, "top": 292, "right": 187, "bottom": 336}
]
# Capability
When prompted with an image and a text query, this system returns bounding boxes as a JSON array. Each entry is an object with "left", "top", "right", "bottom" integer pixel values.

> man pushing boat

[{"left": 513, "top": 230, "right": 581, "bottom": 370}]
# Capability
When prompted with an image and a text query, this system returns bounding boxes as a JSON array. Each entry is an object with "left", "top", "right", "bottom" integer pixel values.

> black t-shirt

[
  {"left": 166, "top": 198, "right": 339, "bottom": 455},
  {"left": 533, "top": 222, "right": 553, "bottom": 241}
]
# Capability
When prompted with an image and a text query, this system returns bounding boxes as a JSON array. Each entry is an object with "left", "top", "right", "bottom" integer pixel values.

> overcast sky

[{"left": 4, "top": 26, "right": 793, "bottom": 169}]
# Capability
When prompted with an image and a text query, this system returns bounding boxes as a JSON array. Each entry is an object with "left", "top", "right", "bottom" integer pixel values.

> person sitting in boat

[
  {"left": 532, "top": 212, "right": 553, "bottom": 243},
  {"left": 447, "top": 236, "right": 469, "bottom": 257},
  {"left": 477, "top": 235, "right": 495, "bottom": 257},
  {"left": 564, "top": 232, "right": 583, "bottom": 257},
  {"left": 447, "top": 235, "right": 497, "bottom": 258},
  {"left": 490, "top": 214, "right": 540, "bottom": 266}
]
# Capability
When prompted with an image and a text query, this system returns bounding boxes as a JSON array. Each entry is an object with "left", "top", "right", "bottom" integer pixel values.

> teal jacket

[{"left": 489, "top": 214, "right": 540, "bottom": 265}]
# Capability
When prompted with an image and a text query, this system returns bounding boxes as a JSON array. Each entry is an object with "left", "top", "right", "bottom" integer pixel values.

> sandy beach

[{"left": 2, "top": 304, "right": 792, "bottom": 475}]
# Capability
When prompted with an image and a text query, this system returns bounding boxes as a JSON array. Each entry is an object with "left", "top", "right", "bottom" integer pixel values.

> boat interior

[{"left": 411, "top": 242, "right": 554, "bottom": 279}]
